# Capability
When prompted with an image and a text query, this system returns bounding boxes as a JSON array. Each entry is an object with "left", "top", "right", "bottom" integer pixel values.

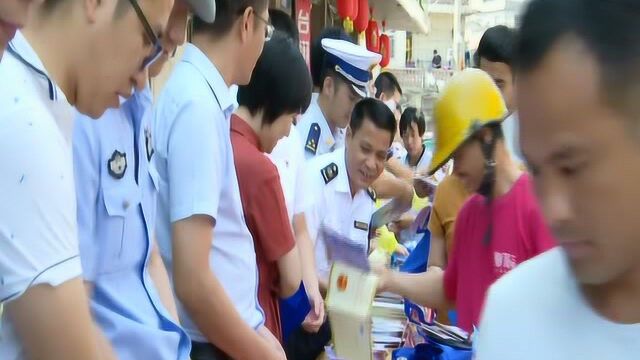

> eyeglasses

[
  {"left": 128, "top": 0, "right": 163, "bottom": 69},
  {"left": 254, "top": 13, "right": 274, "bottom": 41}
]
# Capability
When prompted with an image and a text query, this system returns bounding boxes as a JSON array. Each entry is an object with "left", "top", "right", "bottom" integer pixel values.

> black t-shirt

[{"left": 432, "top": 54, "right": 442, "bottom": 68}]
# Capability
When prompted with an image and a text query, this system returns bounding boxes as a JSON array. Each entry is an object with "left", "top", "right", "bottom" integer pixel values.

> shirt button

[{"left": 123, "top": 200, "right": 130, "bottom": 210}]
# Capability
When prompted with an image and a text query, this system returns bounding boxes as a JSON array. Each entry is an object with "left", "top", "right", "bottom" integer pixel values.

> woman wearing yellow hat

[{"left": 377, "top": 69, "right": 556, "bottom": 333}]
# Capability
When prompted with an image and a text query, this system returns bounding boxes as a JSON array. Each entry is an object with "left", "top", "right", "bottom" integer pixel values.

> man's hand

[
  {"left": 373, "top": 265, "right": 392, "bottom": 294},
  {"left": 301, "top": 289, "right": 325, "bottom": 333},
  {"left": 394, "top": 243, "right": 410, "bottom": 257},
  {"left": 257, "top": 325, "right": 287, "bottom": 360},
  {"left": 413, "top": 176, "right": 437, "bottom": 199},
  {"left": 388, "top": 213, "right": 416, "bottom": 236}
]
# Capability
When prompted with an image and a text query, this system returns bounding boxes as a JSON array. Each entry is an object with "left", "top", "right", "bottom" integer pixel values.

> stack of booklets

[
  {"left": 372, "top": 293, "right": 407, "bottom": 354},
  {"left": 323, "top": 226, "right": 412, "bottom": 360}
]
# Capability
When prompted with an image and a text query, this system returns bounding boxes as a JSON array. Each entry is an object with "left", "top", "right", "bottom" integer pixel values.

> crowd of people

[{"left": 1, "top": 0, "right": 640, "bottom": 359}]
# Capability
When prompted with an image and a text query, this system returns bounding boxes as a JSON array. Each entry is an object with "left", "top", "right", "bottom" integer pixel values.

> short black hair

[
  {"left": 269, "top": 8, "right": 299, "bottom": 43},
  {"left": 474, "top": 25, "right": 516, "bottom": 68},
  {"left": 193, "top": 0, "right": 268, "bottom": 37},
  {"left": 237, "top": 33, "right": 312, "bottom": 125},
  {"left": 311, "top": 26, "right": 353, "bottom": 88},
  {"left": 374, "top": 72, "right": 403, "bottom": 99},
  {"left": 350, "top": 98, "right": 397, "bottom": 145},
  {"left": 516, "top": 0, "right": 640, "bottom": 117},
  {"left": 399, "top": 107, "right": 425, "bottom": 138}
]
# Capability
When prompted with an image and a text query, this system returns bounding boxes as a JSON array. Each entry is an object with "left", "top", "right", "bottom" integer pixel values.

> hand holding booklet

[{"left": 322, "top": 226, "right": 378, "bottom": 360}]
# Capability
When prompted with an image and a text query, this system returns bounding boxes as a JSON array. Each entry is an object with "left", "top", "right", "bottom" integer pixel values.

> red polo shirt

[{"left": 230, "top": 114, "right": 296, "bottom": 342}]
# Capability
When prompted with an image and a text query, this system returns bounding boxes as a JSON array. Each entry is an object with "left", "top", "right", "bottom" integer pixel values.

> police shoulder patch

[
  {"left": 366, "top": 187, "right": 376, "bottom": 201},
  {"left": 321, "top": 162, "right": 338, "bottom": 184},
  {"left": 305, "top": 123, "right": 321, "bottom": 155}
]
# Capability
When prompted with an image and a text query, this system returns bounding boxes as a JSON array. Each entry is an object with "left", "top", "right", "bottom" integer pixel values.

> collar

[
  {"left": 8, "top": 31, "right": 63, "bottom": 102},
  {"left": 230, "top": 114, "right": 261, "bottom": 151},
  {"left": 181, "top": 43, "right": 234, "bottom": 115}
]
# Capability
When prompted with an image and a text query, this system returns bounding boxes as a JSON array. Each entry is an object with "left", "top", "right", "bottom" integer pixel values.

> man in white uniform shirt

[
  {"left": 476, "top": 0, "right": 640, "bottom": 358},
  {"left": 297, "top": 38, "right": 381, "bottom": 159},
  {"left": 293, "top": 98, "right": 398, "bottom": 360},
  {"left": 0, "top": 0, "right": 171, "bottom": 358},
  {"left": 304, "top": 98, "right": 399, "bottom": 289}
]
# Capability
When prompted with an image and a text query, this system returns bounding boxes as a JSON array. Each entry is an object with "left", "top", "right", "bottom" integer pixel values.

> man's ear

[
  {"left": 346, "top": 125, "right": 353, "bottom": 140},
  {"left": 239, "top": 6, "right": 253, "bottom": 43},
  {"left": 84, "top": 0, "right": 100, "bottom": 24},
  {"left": 322, "top": 76, "right": 334, "bottom": 96}
]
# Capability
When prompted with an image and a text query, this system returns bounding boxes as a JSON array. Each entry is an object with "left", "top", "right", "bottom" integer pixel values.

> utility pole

[{"left": 452, "top": 0, "right": 462, "bottom": 70}]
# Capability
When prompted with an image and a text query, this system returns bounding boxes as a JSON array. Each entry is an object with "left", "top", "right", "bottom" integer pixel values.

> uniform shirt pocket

[{"left": 100, "top": 183, "right": 141, "bottom": 273}]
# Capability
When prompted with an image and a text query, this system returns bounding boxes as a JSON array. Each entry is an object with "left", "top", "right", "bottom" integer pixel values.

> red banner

[{"left": 296, "top": 0, "right": 312, "bottom": 69}]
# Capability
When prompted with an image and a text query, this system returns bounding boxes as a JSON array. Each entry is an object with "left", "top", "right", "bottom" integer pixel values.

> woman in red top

[{"left": 230, "top": 33, "right": 312, "bottom": 342}]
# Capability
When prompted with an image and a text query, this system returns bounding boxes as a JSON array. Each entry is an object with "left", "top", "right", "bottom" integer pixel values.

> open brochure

[{"left": 322, "top": 225, "right": 370, "bottom": 272}]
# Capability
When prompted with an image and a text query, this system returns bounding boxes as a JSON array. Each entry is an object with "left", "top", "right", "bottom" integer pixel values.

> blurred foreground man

[{"left": 476, "top": 0, "right": 640, "bottom": 358}]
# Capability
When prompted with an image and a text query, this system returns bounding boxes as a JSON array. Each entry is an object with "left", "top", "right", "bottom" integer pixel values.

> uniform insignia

[
  {"left": 144, "top": 126, "right": 154, "bottom": 161},
  {"left": 108, "top": 150, "right": 127, "bottom": 180},
  {"left": 366, "top": 187, "right": 377, "bottom": 201},
  {"left": 354, "top": 221, "right": 369, "bottom": 232},
  {"left": 305, "top": 123, "right": 321, "bottom": 155},
  {"left": 337, "top": 274, "right": 348, "bottom": 291},
  {"left": 321, "top": 163, "right": 338, "bottom": 184}
]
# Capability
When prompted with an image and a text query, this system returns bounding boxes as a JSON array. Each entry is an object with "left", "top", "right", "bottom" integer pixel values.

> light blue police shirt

[
  {"left": 73, "top": 88, "right": 190, "bottom": 360},
  {"left": 153, "top": 43, "right": 264, "bottom": 342}
]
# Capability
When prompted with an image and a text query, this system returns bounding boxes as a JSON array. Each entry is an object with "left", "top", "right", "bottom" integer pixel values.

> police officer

[
  {"left": 0, "top": 0, "right": 173, "bottom": 358},
  {"left": 297, "top": 38, "right": 381, "bottom": 160},
  {"left": 286, "top": 98, "right": 397, "bottom": 360},
  {"left": 73, "top": 1, "right": 216, "bottom": 359}
]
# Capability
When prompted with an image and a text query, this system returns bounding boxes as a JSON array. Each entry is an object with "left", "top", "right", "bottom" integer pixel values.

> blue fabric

[
  {"left": 400, "top": 230, "right": 431, "bottom": 274},
  {"left": 393, "top": 342, "right": 472, "bottom": 360},
  {"left": 448, "top": 311, "right": 458, "bottom": 327},
  {"left": 324, "top": 52, "right": 371, "bottom": 83},
  {"left": 279, "top": 282, "right": 312, "bottom": 343}
]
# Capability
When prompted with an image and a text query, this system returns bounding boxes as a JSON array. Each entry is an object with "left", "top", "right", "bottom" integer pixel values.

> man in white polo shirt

[{"left": 0, "top": 0, "right": 171, "bottom": 358}]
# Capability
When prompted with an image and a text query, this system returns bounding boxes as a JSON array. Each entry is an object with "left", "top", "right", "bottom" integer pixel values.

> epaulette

[
  {"left": 321, "top": 162, "right": 338, "bottom": 184},
  {"left": 305, "top": 123, "right": 321, "bottom": 155}
]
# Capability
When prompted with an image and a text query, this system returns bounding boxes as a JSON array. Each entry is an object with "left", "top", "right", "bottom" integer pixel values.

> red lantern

[
  {"left": 337, "top": 0, "right": 358, "bottom": 33},
  {"left": 353, "top": 0, "right": 369, "bottom": 34},
  {"left": 379, "top": 33, "right": 391, "bottom": 68},
  {"left": 366, "top": 16, "right": 380, "bottom": 53}
]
